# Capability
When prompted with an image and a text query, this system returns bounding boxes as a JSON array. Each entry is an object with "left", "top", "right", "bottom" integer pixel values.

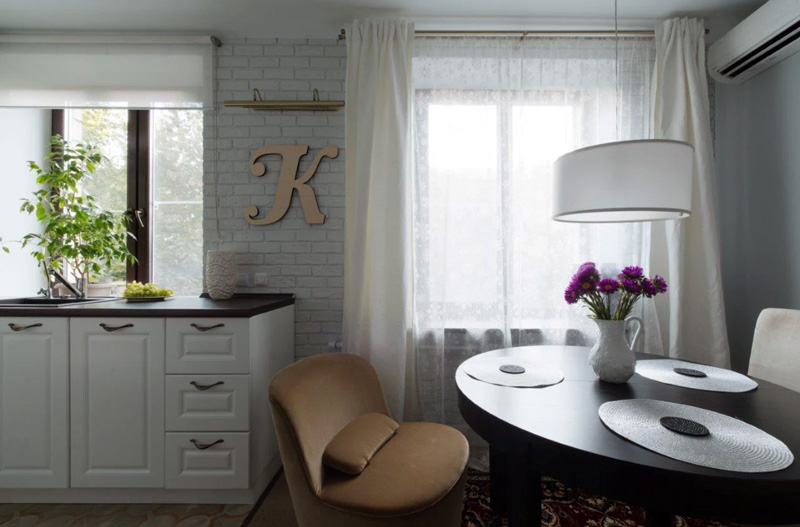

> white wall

[
  {"left": 0, "top": 109, "right": 51, "bottom": 297},
  {"left": 715, "top": 51, "right": 800, "bottom": 373},
  {"left": 204, "top": 38, "right": 346, "bottom": 359}
]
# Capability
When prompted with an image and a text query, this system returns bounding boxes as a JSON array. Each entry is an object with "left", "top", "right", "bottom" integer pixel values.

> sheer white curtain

[
  {"left": 344, "top": 19, "right": 415, "bottom": 420},
  {"left": 652, "top": 18, "right": 730, "bottom": 367},
  {"left": 412, "top": 37, "right": 658, "bottom": 448}
]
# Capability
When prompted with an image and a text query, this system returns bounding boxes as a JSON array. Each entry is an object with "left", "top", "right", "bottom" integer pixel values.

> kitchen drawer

[
  {"left": 166, "top": 375, "right": 249, "bottom": 431},
  {"left": 166, "top": 318, "right": 250, "bottom": 374},
  {"left": 165, "top": 432, "right": 249, "bottom": 489}
]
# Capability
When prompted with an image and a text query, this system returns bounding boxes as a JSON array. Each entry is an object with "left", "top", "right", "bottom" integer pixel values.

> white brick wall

[{"left": 204, "top": 38, "right": 346, "bottom": 359}]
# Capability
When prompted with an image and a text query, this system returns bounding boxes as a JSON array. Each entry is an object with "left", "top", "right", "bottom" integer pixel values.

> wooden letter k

[{"left": 245, "top": 144, "right": 338, "bottom": 225}]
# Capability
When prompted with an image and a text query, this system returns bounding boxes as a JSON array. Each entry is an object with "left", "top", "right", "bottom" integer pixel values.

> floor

[
  {"left": 244, "top": 474, "right": 297, "bottom": 527},
  {"left": 0, "top": 503, "right": 251, "bottom": 527}
]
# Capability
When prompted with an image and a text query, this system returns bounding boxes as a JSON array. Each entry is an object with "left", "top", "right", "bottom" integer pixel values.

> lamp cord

[
  {"left": 213, "top": 45, "right": 223, "bottom": 249},
  {"left": 615, "top": 0, "right": 619, "bottom": 142}
]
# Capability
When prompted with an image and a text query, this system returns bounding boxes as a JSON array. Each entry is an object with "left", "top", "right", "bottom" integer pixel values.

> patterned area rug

[{"left": 462, "top": 470, "right": 734, "bottom": 527}]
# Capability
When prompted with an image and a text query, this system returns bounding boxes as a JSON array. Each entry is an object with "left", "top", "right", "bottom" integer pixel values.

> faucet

[{"left": 41, "top": 261, "right": 85, "bottom": 299}]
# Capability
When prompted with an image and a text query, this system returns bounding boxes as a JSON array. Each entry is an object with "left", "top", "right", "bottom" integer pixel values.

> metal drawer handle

[
  {"left": 190, "top": 380, "right": 225, "bottom": 391},
  {"left": 190, "top": 323, "right": 225, "bottom": 332},
  {"left": 99, "top": 323, "right": 134, "bottom": 332},
  {"left": 8, "top": 323, "right": 43, "bottom": 332},
  {"left": 190, "top": 439, "right": 224, "bottom": 450}
]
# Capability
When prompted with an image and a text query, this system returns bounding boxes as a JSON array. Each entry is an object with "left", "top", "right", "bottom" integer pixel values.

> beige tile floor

[{"left": 0, "top": 503, "right": 252, "bottom": 527}]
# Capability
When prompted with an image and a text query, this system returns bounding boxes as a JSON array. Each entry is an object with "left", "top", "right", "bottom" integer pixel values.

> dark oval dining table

[{"left": 456, "top": 346, "right": 800, "bottom": 527}]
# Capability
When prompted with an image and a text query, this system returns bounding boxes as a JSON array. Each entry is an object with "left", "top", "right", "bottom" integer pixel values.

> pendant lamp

[{"left": 552, "top": 1, "right": 693, "bottom": 223}]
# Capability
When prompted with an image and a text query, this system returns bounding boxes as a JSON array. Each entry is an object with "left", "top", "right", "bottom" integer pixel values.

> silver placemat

[
  {"left": 636, "top": 359, "right": 758, "bottom": 392},
  {"left": 599, "top": 399, "right": 793, "bottom": 473},
  {"left": 463, "top": 357, "right": 564, "bottom": 388}
]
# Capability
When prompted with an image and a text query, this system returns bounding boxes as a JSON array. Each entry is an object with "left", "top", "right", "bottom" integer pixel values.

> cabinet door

[
  {"left": 0, "top": 318, "right": 68, "bottom": 488},
  {"left": 70, "top": 318, "right": 165, "bottom": 488}
]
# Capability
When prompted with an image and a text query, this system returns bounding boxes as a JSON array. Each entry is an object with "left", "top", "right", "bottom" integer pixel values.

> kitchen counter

[
  {"left": 0, "top": 293, "right": 295, "bottom": 502},
  {"left": 0, "top": 293, "right": 294, "bottom": 318}
]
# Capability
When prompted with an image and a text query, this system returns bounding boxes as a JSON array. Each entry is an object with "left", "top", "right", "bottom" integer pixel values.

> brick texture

[{"left": 204, "top": 38, "right": 346, "bottom": 360}]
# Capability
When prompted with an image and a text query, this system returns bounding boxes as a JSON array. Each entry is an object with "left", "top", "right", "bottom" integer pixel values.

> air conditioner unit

[{"left": 708, "top": 0, "right": 800, "bottom": 84}]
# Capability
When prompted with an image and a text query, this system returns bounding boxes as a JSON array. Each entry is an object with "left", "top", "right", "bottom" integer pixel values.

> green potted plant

[{"left": 19, "top": 135, "right": 134, "bottom": 296}]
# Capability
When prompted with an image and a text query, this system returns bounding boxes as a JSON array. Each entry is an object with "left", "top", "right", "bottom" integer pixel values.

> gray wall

[
  {"left": 715, "top": 51, "right": 800, "bottom": 373},
  {"left": 204, "top": 38, "right": 346, "bottom": 360},
  {"left": 0, "top": 109, "right": 51, "bottom": 297}
]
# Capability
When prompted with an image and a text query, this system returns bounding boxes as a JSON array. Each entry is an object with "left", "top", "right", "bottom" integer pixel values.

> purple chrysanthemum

[
  {"left": 576, "top": 262, "right": 600, "bottom": 290},
  {"left": 577, "top": 262, "right": 598, "bottom": 278},
  {"left": 620, "top": 278, "right": 642, "bottom": 294},
  {"left": 641, "top": 277, "right": 658, "bottom": 297},
  {"left": 564, "top": 284, "right": 580, "bottom": 304},
  {"left": 597, "top": 278, "right": 620, "bottom": 294},
  {"left": 619, "top": 266, "right": 644, "bottom": 280},
  {"left": 652, "top": 274, "right": 668, "bottom": 294}
]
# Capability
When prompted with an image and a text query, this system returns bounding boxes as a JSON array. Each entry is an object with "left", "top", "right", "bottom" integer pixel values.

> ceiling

[{"left": 0, "top": 0, "right": 766, "bottom": 39}]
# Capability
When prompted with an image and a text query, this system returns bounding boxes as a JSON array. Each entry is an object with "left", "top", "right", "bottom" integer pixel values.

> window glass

[
  {"left": 150, "top": 110, "right": 204, "bottom": 295},
  {"left": 64, "top": 109, "right": 128, "bottom": 283},
  {"left": 63, "top": 108, "right": 204, "bottom": 294},
  {"left": 425, "top": 103, "right": 499, "bottom": 307}
]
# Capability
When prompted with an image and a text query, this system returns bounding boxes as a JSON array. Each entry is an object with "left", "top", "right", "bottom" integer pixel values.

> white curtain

[
  {"left": 652, "top": 18, "right": 731, "bottom": 367},
  {"left": 344, "top": 19, "right": 415, "bottom": 420},
  {"left": 412, "top": 37, "right": 658, "bottom": 450}
]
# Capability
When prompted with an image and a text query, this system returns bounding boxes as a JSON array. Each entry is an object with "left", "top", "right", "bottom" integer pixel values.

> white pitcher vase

[{"left": 588, "top": 317, "right": 643, "bottom": 383}]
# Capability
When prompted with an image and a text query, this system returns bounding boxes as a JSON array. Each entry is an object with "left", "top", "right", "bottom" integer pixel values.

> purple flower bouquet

[{"left": 564, "top": 262, "right": 666, "bottom": 321}]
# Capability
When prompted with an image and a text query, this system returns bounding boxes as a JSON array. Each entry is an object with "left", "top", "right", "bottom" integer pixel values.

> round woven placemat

[
  {"left": 599, "top": 399, "right": 793, "bottom": 473},
  {"left": 463, "top": 357, "right": 564, "bottom": 388},
  {"left": 635, "top": 359, "right": 758, "bottom": 392}
]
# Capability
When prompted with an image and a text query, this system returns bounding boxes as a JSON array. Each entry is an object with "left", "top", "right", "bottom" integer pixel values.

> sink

[{"left": 0, "top": 297, "right": 119, "bottom": 308}]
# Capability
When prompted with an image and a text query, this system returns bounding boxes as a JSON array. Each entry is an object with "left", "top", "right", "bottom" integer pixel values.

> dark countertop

[{"left": 0, "top": 294, "right": 294, "bottom": 318}]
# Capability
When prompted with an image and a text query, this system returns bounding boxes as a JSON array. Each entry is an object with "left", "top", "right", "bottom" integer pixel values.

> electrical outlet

[{"left": 254, "top": 273, "right": 269, "bottom": 286}]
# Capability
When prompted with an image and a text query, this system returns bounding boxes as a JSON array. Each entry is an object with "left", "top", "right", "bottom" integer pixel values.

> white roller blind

[{"left": 0, "top": 35, "right": 214, "bottom": 109}]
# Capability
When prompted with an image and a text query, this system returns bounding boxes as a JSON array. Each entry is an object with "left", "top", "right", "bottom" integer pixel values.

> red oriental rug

[{"left": 462, "top": 470, "right": 734, "bottom": 527}]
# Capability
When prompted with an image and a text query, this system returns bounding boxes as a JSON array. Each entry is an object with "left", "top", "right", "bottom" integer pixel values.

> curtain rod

[
  {"left": 337, "top": 28, "right": 709, "bottom": 40},
  {"left": 0, "top": 34, "right": 222, "bottom": 46}
]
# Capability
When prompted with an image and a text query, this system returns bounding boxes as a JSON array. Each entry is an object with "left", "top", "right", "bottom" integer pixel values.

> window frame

[{"left": 51, "top": 109, "right": 151, "bottom": 283}]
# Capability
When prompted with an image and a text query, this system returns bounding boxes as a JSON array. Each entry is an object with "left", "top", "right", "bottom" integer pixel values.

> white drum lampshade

[{"left": 552, "top": 139, "right": 694, "bottom": 223}]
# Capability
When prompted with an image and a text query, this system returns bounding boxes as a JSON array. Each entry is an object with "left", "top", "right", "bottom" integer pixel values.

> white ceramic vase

[
  {"left": 206, "top": 250, "right": 236, "bottom": 300},
  {"left": 588, "top": 317, "right": 643, "bottom": 383}
]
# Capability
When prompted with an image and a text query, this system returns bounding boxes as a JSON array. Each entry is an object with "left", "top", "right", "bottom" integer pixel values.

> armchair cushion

[
  {"left": 323, "top": 412, "right": 399, "bottom": 475},
  {"left": 320, "top": 422, "right": 469, "bottom": 516}
]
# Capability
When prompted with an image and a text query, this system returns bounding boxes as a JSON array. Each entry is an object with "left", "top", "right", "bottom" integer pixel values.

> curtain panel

[
  {"left": 411, "top": 36, "right": 658, "bottom": 454},
  {"left": 652, "top": 18, "right": 731, "bottom": 367},
  {"left": 344, "top": 19, "right": 415, "bottom": 420}
]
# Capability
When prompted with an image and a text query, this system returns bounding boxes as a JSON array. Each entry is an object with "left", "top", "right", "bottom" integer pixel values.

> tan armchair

[{"left": 268, "top": 353, "right": 469, "bottom": 527}]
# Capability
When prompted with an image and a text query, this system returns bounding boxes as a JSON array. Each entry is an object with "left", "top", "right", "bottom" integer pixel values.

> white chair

[
  {"left": 746, "top": 309, "right": 800, "bottom": 527},
  {"left": 748, "top": 308, "right": 800, "bottom": 392}
]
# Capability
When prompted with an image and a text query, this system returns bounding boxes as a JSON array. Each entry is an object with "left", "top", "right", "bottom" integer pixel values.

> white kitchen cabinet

[
  {"left": 0, "top": 318, "right": 68, "bottom": 488},
  {"left": 0, "top": 300, "right": 293, "bottom": 503},
  {"left": 70, "top": 318, "right": 165, "bottom": 488}
]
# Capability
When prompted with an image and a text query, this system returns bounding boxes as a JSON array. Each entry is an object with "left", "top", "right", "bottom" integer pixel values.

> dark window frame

[{"left": 52, "top": 109, "right": 152, "bottom": 284}]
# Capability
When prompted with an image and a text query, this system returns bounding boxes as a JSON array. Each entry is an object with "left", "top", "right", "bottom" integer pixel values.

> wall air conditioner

[{"left": 708, "top": 0, "right": 800, "bottom": 84}]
